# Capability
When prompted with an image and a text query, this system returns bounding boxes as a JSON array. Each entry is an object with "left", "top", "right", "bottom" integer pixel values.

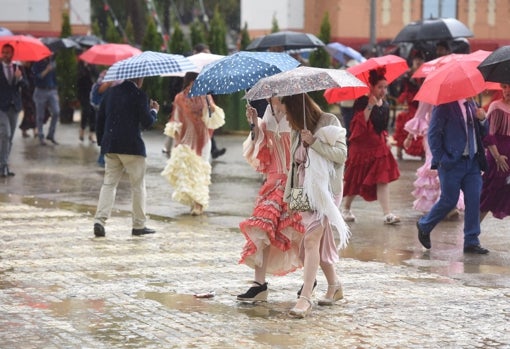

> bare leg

[
  {"left": 253, "top": 246, "right": 270, "bottom": 285},
  {"left": 293, "top": 226, "right": 323, "bottom": 311},
  {"left": 320, "top": 262, "right": 341, "bottom": 298},
  {"left": 377, "top": 183, "right": 391, "bottom": 215},
  {"left": 343, "top": 195, "right": 355, "bottom": 210}
]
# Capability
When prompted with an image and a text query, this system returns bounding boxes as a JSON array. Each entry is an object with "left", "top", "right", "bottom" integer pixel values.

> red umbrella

[
  {"left": 324, "top": 54, "right": 408, "bottom": 103},
  {"left": 79, "top": 43, "right": 142, "bottom": 65},
  {"left": 0, "top": 35, "right": 52, "bottom": 61},
  {"left": 414, "top": 59, "right": 488, "bottom": 105},
  {"left": 412, "top": 50, "right": 492, "bottom": 78}
]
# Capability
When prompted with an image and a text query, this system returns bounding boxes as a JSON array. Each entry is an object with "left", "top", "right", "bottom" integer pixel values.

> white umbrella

[
  {"left": 103, "top": 51, "right": 197, "bottom": 82},
  {"left": 161, "top": 52, "right": 225, "bottom": 77}
]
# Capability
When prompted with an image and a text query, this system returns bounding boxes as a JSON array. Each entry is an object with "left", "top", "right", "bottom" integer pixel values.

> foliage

[
  {"left": 190, "top": 19, "right": 208, "bottom": 49},
  {"left": 271, "top": 15, "right": 279, "bottom": 33},
  {"left": 142, "top": 17, "right": 163, "bottom": 51},
  {"left": 239, "top": 22, "right": 251, "bottom": 50},
  {"left": 168, "top": 22, "right": 190, "bottom": 55},
  {"left": 124, "top": 17, "right": 135, "bottom": 45},
  {"left": 91, "top": 20, "right": 101, "bottom": 37},
  {"left": 308, "top": 12, "right": 332, "bottom": 111},
  {"left": 105, "top": 16, "right": 122, "bottom": 43},
  {"left": 208, "top": 6, "right": 228, "bottom": 55},
  {"left": 55, "top": 12, "right": 78, "bottom": 121}
]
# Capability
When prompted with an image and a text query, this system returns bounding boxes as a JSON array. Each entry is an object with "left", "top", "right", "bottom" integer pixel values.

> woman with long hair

[
  {"left": 281, "top": 93, "right": 350, "bottom": 318},
  {"left": 161, "top": 72, "right": 224, "bottom": 215}
]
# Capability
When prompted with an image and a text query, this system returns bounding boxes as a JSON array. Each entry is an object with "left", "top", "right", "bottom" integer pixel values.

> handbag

[{"left": 289, "top": 141, "right": 311, "bottom": 211}]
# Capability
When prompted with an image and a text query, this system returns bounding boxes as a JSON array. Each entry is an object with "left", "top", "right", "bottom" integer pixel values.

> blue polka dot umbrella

[
  {"left": 103, "top": 51, "right": 197, "bottom": 82},
  {"left": 189, "top": 51, "right": 301, "bottom": 96}
]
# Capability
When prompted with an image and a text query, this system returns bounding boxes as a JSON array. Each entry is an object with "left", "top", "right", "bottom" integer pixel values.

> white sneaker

[
  {"left": 383, "top": 213, "right": 401, "bottom": 225},
  {"left": 342, "top": 209, "right": 356, "bottom": 222}
]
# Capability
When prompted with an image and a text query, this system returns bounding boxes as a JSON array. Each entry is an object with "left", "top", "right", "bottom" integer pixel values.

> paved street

[{"left": 1, "top": 121, "right": 509, "bottom": 348}]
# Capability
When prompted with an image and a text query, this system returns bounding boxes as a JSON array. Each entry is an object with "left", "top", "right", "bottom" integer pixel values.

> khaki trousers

[{"left": 94, "top": 153, "right": 147, "bottom": 229}]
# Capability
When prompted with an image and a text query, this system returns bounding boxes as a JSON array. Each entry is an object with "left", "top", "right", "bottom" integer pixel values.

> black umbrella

[
  {"left": 40, "top": 37, "right": 81, "bottom": 52},
  {"left": 246, "top": 31, "right": 325, "bottom": 51},
  {"left": 392, "top": 18, "right": 473, "bottom": 43},
  {"left": 68, "top": 35, "right": 106, "bottom": 48},
  {"left": 477, "top": 45, "right": 510, "bottom": 84}
]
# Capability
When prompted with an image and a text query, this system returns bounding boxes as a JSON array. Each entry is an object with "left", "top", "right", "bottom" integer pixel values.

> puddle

[{"left": 48, "top": 298, "right": 105, "bottom": 317}]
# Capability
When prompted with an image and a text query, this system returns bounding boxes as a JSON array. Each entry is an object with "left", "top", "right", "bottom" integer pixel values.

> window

[{"left": 422, "top": 0, "right": 457, "bottom": 19}]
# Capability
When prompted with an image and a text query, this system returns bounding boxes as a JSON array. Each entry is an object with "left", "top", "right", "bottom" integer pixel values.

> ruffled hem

[
  {"left": 161, "top": 144, "right": 211, "bottom": 208},
  {"left": 164, "top": 121, "right": 182, "bottom": 138},
  {"left": 203, "top": 106, "right": 225, "bottom": 130},
  {"left": 239, "top": 180, "right": 305, "bottom": 276},
  {"left": 344, "top": 150, "right": 400, "bottom": 201},
  {"left": 404, "top": 117, "right": 428, "bottom": 136}
]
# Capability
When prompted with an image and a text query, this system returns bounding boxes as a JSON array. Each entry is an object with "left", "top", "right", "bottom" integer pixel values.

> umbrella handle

[{"left": 302, "top": 94, "right": 307, "bottom": 130}]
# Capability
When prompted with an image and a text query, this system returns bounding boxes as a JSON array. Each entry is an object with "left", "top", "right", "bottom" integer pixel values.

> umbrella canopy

[
  {"left": 40, "top": 37, "right": 81, "bottom": 52},
  {"left": 347, "top": 54, "right": 409, "bottom": 85},
  {"left": 477, "top": 45, "right": 510, "bottom": 84},
  {"left": 0, "top": 35, "right": 52, "bottom": 61},
  {"left": 414, "top": 59, "right": 487, "bottom": 105},
  {"left": 0, "top": 27, "right": 13, "bottom": 37},
  {"left": 244, "top": 66, "right": 366, "bottom": 101},
  {"left": 323, "top": 54, "right": 408, "bottom": 103},
  {"left": 246, "top": 31, "right": 325, "bottom": 51},
  {"left": 393, "top": 18, "right": 473, "bottom": 43},
  {"left": 102, "top": 51, "right": 197, "bottom": 82},
  {"left": 189, "top": 51, "right": 300, "bottom": 96},
  {"left": 413, "top": 50, "right": 492, "bottom": 78},
  {"left": 325, "top": 42, "right": 366, "bottom": 65},
  {"left": 79, "top": 43, "right": 142, "bottom": 66},
  {"left": 161, "top": 52, "right": 225, "bottom": 77}
]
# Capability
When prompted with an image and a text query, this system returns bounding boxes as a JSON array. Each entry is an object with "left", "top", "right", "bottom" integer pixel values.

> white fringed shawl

[{"left": 302, "top": 125, "right": 350, "bottom": 249}]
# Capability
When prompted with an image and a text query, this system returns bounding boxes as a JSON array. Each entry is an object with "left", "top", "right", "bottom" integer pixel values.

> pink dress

[
  {"left": 239, "top": 109, "right": 305, "bottom": 276},
  {"left": 405, "top": 102, "right": 464, "bottom": 212}
]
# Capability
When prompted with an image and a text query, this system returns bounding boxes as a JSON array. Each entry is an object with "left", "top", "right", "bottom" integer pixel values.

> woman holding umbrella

[
  {"left": 342, "top": 67, "right": 401, "bottom": 224},
  {"left": 237, "top": 97, "right": 305, "bottom": 303},
  {"left": 281, "top": 93, "right": 350, "bottom": 318}
]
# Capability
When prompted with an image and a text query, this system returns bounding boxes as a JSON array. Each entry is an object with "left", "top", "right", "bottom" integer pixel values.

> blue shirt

[{"left": 32, "top": 57, "right": 58, "bottom": 89}]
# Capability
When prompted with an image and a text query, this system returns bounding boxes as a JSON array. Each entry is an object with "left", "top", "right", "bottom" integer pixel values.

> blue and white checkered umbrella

[
  {"left": 103, "top": 51, "right": 197, "bottom": 82},
  {"left": 189, "top": 51, "right": 300, "bottom": 96}
]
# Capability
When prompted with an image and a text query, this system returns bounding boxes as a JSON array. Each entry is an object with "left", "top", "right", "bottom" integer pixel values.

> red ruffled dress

[
  {"left": 239, "top": 110, "right": 304, "bottom": 276},
  {"left": 343, "top": 97, "right": 400, "bottom": 201},
  {"left": 393, "top": 82, "right": 424, "bottom": 157}
]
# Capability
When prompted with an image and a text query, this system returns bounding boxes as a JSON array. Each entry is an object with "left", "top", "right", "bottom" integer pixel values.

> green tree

[
  {"left": 91, "top": 19, "right": 101, "bottom": 37},
  {"left": 124, "top": 17, "right": 135, "bottom": 45},
  {"left": 308, "top": 12, "right": 332, "bottom": 110},
  {"left": 142, "top": 17, "right": 163, "bottom": 51},
  {"left": 208, "top": 6, "right": 228, "bottom": 55},
  {"left": 168, "top": 22, "right": 190, "bottom": 54},
  {"left": 239, "top": 22, "right": 251, "bottom": 50},
  {"left": 190, "top": 19, "right": 207, "bottom": 49},
  {"left": 56, "top": 12, "right": 78, "bottom": 123},
  {"left": 105, "top": 16, "right": 122, "bottom": 43},
  {"left": 271, "top": 14, "right": 279, "bottom": 33}
]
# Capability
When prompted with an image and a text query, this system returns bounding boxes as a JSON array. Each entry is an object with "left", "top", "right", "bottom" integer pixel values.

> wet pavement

[{"left": 1, "top": 120, "right": 510, "bottom": 348}]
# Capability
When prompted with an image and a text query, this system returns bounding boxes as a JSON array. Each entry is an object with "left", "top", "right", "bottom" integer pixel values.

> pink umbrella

[
  {"left": 79, "top": 43, "right": 142, "bottom": 65},
  {"left": 412, "top": 50, "right": 492, "bottom": 78}
]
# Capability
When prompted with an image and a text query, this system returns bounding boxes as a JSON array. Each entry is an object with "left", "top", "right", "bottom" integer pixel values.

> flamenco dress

[
  {"left": 480, "top": 100, "right": 510, "bottom": 219},
  {"left": 343, "top": 100, "right": 400, "bottom": 202},
  {"left": 239, "top": 111, "right": 304, "bottom": 276}
]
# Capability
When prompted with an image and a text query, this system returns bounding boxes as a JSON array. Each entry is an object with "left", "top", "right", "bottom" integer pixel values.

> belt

[{"left": 461, "top": 155, "right": 470, "bottom": 159}]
